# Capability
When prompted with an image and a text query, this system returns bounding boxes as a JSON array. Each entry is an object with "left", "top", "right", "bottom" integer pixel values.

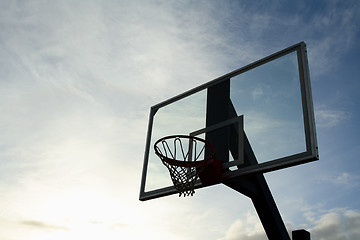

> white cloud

[
  {"left": 320, "top": 172, "right": 360, "bottom": 188},
  {"left": 315, "top": 106, "right": 350, "bottom": 128},
  {"left": 218, "top": 212, "right": 266, "bottom": 240},
  {"left": 309, "top": 209, "right": 360, "bottom": 240},
  {"left": 251, "top": 88, "right": 264, "bottom": 100},
  {"left": 219, "top": 208, "right": 360, "bottom": 240}
]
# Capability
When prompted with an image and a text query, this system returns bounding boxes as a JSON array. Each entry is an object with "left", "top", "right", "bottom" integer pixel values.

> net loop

[{"left": 154, "top": 135, "right": 216, "bottom": 197}]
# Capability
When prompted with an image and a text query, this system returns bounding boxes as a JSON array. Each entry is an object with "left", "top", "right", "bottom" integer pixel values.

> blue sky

[{"left": 0, "top": 0, "right": 359, "bottom": 239}]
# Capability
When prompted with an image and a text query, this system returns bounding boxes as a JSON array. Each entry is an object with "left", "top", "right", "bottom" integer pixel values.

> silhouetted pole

[{"left": 225, "top": 134, "right": 291, "bottom": 240}]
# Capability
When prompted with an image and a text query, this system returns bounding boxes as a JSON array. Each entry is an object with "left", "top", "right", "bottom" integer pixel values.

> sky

[{"left": 0, "top": 0, "right": 359, "bottom": 240}]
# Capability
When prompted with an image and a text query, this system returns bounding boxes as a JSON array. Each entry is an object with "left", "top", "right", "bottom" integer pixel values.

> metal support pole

[
  {"left": 206, "top": 82, "right": 292, "bottom": 239},
  {"left": 226, "top": 175, "right": 291, "bottom": 239},
  {"left": 225, "top": 133, "right": 291, "bottom": 240}
]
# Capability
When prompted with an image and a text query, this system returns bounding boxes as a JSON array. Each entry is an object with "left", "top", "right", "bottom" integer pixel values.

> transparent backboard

[{"left": 140, "top": 42, "right": 318, "bottom": 201}]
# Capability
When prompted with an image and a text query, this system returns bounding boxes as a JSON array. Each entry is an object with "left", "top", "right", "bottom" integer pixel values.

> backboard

[{"left": 140, "top": 42, "right": 318, "bottom": 201}]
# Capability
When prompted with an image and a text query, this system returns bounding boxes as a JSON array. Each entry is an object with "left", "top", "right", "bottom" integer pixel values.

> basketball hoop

[{"left": 154, "top": 135, "right": 222, "bottom": 197}]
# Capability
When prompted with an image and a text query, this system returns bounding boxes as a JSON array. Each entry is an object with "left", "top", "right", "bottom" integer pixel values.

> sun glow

[
  {"left": 14, "top": 185, "right": 144, "bottom": 240},
  {"left": 2, "top": 135, "right": 146, "bottom": 240}
]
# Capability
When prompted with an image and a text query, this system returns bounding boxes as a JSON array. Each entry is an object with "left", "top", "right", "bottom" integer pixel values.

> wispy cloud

[
  {"left": 21, "top": 220, "right": 69, "bottom": 231},
  {"left": 298, "top": 1, "right": 360, "bottom": 77},
  {"left": 315, "top": 106, "right": 350, "bottom": 128},
  {"left": 320, "top": 172, "right": 360, "bottom": 188}
]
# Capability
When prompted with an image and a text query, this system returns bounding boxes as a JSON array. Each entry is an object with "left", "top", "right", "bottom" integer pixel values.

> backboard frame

[{"left": 139, "top": 42, "right": 318, "bottom": 201}]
